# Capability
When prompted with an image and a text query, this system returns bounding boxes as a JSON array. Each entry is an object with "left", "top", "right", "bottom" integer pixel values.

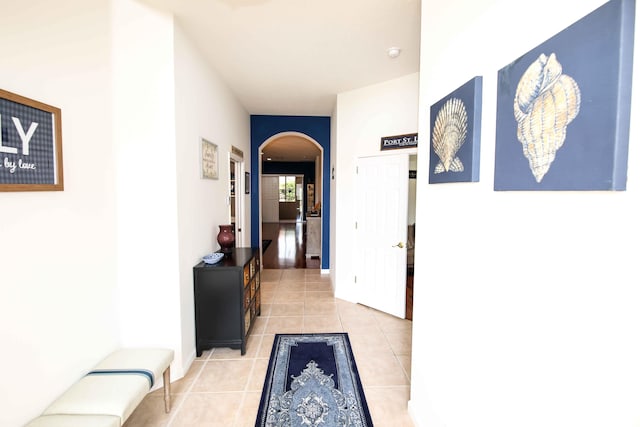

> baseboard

[
  {"left": 181, "top": 349, "right": 197, "bottom": 381},
  {"left": 407, "top": 400, "right": 423, "bottom": 427},
  {"left": 321, "top": 268, "right": 330, "bottom": 275}
]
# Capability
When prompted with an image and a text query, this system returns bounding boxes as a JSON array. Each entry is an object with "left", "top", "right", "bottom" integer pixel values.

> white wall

[
  {"left": 0, "top": 1, "right": 118, "bottom": 425},
  {"left": 173, "top": 22, "right": 251, "bottom": 371},
  {"left": 0, "top": 1, "right": 250, "bottom": 424},
  {"left": 112, "top": 0, "right": 184, "bottom": 371},
  {"left": 333, "top": 73, "right": 419, "bottom": 302},
  {"left": 410, "top": 0, "right": 640, "bottom": 426},
  {"left": 330, "top": 106, "right": 338, "bottom": 289}
]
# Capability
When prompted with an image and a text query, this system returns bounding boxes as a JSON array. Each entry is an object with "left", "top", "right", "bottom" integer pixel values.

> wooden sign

[
  {"left": 201, "top": 138, "right": 218, "bottom": 180},
  {"left": 380, "top": 132, "right": 418, "bottom": 150},
  {"left": 0, "top": 89, "right": 63, "bottom": 191}
]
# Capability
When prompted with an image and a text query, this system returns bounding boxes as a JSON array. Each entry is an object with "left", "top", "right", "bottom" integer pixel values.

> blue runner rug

[{"left": 255, "top": 333, "right": 373, "bottom": 427}]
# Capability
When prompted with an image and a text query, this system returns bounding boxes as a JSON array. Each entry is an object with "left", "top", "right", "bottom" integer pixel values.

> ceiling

[
  {"left": 139, "top": 0, "right": 422, "bottom": 117},
  {"left": 260, "top": 135, "right": 321, "bottom": 162}
]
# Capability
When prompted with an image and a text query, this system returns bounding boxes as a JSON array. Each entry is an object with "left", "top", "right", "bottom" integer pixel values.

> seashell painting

[
  {"left": 495, "top": 0, "right": 633, "bottom": 191},
  {"left": 429, "top": 76, "right": 482, "bottom": 184},
  {"left": 513, "top": 53, "right": 581, "bottom": 182},
  {"left": 432, "top": 98, "right": 468, "bottom": 174}
]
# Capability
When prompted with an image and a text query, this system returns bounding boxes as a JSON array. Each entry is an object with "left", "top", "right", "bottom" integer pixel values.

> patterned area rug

[{"left": 255, "top": 333, "right": 373, "bottom": 427}]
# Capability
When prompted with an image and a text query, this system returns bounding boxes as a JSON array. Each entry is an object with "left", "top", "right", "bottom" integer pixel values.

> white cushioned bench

[{"left": 25, "top": 348, "right": 173, "bottom": 427}]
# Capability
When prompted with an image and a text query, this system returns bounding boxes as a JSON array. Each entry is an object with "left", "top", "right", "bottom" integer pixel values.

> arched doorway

[
  {"left": 249, "top": 115, "right": 331, "bottom": 271},
  {"left": 258, "top": 132, "right": 323, "bottom": 268}
]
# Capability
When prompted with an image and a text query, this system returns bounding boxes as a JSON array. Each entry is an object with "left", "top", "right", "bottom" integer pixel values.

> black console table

[{"left": 193, "top": 247, "right": 261, "bottom": 356}]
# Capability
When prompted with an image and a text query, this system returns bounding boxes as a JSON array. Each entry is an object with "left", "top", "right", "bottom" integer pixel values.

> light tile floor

[{"left": 124, "top": 269, "right": 414, "bottom": 426}]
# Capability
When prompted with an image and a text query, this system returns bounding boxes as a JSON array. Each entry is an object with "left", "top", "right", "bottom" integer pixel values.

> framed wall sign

[
  {"left": 201, "top": 138, "right": 218, "bottom": 180},
  {"left": 380, "top": 132, "right": 418, "bottom": 150},
  {"left": 0, "top": 89, "right": 64, "bottom": 191}
]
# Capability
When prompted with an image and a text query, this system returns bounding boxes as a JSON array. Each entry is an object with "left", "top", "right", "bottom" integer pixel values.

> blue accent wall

[{"left": 251, "top": 115, "right": 331, "bottom": 269}]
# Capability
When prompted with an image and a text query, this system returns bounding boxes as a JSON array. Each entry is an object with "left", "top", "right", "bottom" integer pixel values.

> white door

[
  {"left": 261, "top": 175, "right": 279, "bottom": 223},
  {"left": 356, "top": 154, "right": 409, "bottom": 318}
]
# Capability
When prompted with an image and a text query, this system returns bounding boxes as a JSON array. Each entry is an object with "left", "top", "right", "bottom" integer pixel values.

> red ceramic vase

[{"left": 217, "top": 224, "right": 235, "bottom": 253}]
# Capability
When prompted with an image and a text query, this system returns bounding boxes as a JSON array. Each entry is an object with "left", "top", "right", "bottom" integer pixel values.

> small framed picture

[
  {"left": 245, "top": 171, "right": 250, "bottom": 194},
  {"left": 201, "top": 138, "right": 218, "bottom": 180}
]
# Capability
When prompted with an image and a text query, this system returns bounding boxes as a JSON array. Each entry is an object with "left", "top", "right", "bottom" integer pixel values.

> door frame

[
  {"left": 258, "top": 132, "right": 323, "bottom": 260},
  {"left": 229, "top": 150, "right": 246, "bottom": 247}
]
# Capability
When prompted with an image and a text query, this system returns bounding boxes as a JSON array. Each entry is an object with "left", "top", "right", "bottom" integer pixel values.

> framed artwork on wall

[
  {"left": 380, "top": 132, "right": 418, "bottom": 151},
  {"left": 0, "top": 89, "right": 64, "bottom": 191},
  {"left": 494, "top": 0, "right": 635, "bottom": 191},
  {"left": 428, "top": 76, "right": 483, "bottom": 184},
  {"left": 245, "top": 171, "right": 250, "bottom": 194},
  {"left": 201, "top": 138, "right": 218, "bottom": 180}
]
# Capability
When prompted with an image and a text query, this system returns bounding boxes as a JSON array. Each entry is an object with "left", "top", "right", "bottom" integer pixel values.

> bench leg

[{"left": 163, "top": 366, "right": 171, "bottom": 413}]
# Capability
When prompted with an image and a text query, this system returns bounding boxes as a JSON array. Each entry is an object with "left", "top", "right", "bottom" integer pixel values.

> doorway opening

[
  {"left": 406, "top": 154, "right": 417, "bottom": 320},
  {"left": 277, "top": 175, "right": 304, "bottom": 222},
  {"left": 229, "top": 149, "right": 245, "bottom": 247},
  {"left": 261, "top": 173, "right": 320, "bottom": 269},
  {"left": 259, "top": 133, "right": 323, "bottom": 269}
]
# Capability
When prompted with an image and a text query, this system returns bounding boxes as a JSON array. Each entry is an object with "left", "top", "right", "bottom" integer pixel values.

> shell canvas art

[
  {"left": 432, "top": 98, "right": 468, "bottom": 174},
  {"left": 494, "top": 0, "right": 635, "bottom": 191},
  {"left": 514, "top": 53, "right": 581, "bottom": 183},
  {"left": 429, "top": 76, "right": 482, "bottom": 184}
]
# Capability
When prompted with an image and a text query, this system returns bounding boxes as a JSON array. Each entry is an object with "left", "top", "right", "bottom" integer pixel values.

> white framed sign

[{"left": 201, "top": 138, "right": 218, "bottom": 180}]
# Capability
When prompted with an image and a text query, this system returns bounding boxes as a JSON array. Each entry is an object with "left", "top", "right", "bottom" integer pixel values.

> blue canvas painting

[
  {"left": 429, "top": 76, "right": 483, "bottom": 184},
  {"left": 494, "top": 0, "right": 635, "bottom": 191}
]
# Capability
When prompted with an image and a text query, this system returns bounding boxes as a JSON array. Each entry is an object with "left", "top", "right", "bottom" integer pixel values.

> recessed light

[{"left": 387, "top": 47, "right": 401, "bottom": 58}]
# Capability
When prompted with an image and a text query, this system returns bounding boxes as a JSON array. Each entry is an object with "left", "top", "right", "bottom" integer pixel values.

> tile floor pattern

[{"left": 124, "top": 269, "right": 414, "bottom": 427}]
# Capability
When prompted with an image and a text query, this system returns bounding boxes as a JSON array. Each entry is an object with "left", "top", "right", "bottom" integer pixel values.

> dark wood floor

[{"left": 262, "top": 222, "right": 321, "bottom": 269}]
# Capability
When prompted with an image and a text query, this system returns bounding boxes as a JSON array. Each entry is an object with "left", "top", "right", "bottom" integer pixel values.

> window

[{"left": 279, "top": 176, "right": 297, "bottom": 202}]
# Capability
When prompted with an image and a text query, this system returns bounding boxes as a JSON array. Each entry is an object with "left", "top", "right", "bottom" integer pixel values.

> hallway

[
  {"left": 124, "top": 269, "right": 413, "bottom": 426},
  {"left": 262, "top": 222, "right": 321, "bottom": 269}
]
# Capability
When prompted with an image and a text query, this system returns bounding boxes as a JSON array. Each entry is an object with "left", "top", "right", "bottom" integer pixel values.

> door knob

[{"left": 392, "top": 242, "right": 405, "bottom": 248}]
